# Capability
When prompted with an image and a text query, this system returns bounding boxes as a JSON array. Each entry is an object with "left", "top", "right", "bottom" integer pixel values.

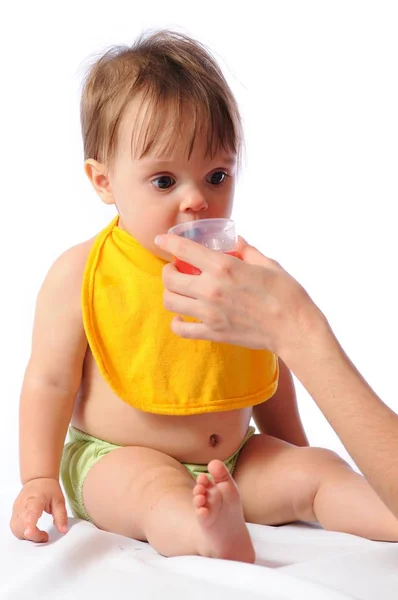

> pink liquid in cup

[
  {"left": 175, "top": 250, "right": 239, "bottom": 275},
  {"left": 168, "top": 218, "right": 238, "bottom": 275}
]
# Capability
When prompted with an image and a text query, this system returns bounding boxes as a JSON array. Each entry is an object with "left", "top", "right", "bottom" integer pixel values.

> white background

[{"left": 0, "top": 1, "right": 397, "bottom": 495}]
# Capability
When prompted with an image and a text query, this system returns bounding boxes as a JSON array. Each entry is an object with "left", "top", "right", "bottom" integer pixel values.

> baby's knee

[
  {"left": 139, "top": 462, "right": 193, "bottom": 506},
  {"left": 290, "top": 447, "right": 350, "bottom": 520},
  {"left": 305, "top": 446, "right": 347, "bottom": 466},
  {"left": 297, "top": 447, "right": 350, "bottom": 482}
]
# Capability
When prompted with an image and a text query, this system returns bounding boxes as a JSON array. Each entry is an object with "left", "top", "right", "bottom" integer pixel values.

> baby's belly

[{"left": 71, "top": 351, "right": 253, "bottom": 464}]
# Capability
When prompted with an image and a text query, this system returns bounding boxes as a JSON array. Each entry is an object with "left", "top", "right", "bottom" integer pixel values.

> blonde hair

[{"left": 81, "top": 30, "right": 242, "bottom": 165}]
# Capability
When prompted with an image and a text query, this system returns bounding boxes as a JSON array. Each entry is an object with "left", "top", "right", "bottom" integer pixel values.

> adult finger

[
  {"left": 171, "top": 316, "right": 226, "bottom": 343},
  {"left": 238, "top": 239, "right": 282, "bottom": 270},
  {"left": 155, "top": 234, "right": 236, "bottom": 274},
  {"left": 163, "top": 289, "right": 203, "bottom": 320},
  {"left": 161, "top": 262, "right": 202, "bottom": 298}
]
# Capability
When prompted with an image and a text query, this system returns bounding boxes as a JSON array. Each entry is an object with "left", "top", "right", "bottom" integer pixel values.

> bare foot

[{"left": 192, "top": 460, "right": 255, "bottom": 563}]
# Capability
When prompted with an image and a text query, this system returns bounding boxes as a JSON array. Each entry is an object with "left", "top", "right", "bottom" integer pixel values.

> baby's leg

[
  {"left": 234, "top": 434, "right": 398, "bottom": 541},
  {"left": 82, "top": 446, "right": 254, "bottom": 561}
]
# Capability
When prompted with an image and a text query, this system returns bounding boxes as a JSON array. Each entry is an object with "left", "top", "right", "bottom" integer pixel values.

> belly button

[{"left": 209, "top": 433, "right": 220, "bottom": 447}]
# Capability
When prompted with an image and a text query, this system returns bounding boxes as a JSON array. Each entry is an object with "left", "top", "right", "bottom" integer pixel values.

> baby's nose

[{"left": 180, "top": 190, "right": 208, "bottom": 213}]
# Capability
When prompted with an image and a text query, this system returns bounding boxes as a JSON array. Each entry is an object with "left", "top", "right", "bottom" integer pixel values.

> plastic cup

[{"left": 168, "top": 218, "right": 237, "bottom": 274}]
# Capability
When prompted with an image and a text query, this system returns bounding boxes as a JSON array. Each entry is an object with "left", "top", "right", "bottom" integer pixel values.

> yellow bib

[{"left": 82, "top": 218, "right": 279, "bottom": 415}]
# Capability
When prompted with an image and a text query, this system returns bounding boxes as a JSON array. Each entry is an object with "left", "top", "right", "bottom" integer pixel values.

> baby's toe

[
  {"left": 193, "top": 484, "right": 207, "bottom": 497},
  {"left": 207, "top": 460, "right": 231, "bottom": 484},
  {"left": 196, "top": 473, "right": 212, "bottom": 488},
  {"left": 193, "top": 493, "right": 207, "bottom": 508}
]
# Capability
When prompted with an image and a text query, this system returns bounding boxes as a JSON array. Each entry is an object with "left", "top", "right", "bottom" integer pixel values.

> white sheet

[{"left": 2, "top": 490, "right": 398, "bottom": 600}]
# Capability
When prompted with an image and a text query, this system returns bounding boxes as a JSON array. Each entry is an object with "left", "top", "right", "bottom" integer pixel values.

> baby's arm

[
  {"left": 10, "top": 241, "right": 92, "bottom": 542},
  {"left": 252, "top": 358, "right": 309, "bottom": 446}
]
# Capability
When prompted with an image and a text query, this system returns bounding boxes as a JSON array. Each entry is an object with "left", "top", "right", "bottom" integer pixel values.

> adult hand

[{"left": 155, "top": 234, "right": 324, "bottom": 361}]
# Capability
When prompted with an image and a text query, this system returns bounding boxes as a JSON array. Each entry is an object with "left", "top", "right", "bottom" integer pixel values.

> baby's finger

[
  {"left": 52, "top": 498, "right": 68, "bottom": 533},
  {"left": 9, "top": 514, "right": 27, "bottom": 540},
  {"left": 23, "top": 497, "right": 44, "bottom": 526},
  {"left": 23, "top": 524, "right": 49, "bottom": 543},
  {"left": 23, "top": 497, "right": 46, "bottom": 540}
]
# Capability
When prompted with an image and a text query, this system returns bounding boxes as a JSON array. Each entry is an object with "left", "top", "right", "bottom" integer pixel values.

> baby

[{"left": 10, "top": 30, "right": 398, "bottom": 562}]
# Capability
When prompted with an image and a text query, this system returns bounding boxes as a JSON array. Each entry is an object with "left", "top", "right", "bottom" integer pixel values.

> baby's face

[{"left": 104, "top": 104, "right": 237, "bottom": 261}]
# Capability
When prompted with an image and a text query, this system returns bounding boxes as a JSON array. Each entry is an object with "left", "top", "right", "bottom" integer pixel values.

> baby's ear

[{"left": 84, "top": 159, "right": 115, "bottom": 205}]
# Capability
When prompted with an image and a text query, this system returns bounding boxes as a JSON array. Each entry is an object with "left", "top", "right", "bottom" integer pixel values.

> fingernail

[
  {"left": 24, "top": 528, "right": 30, "bottom": 537},
  {"left": 154, "top": 235, "right": 162, "bottom": 246}
]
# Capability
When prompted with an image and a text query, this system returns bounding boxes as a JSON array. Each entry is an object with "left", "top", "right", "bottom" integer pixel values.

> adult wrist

[{"left": 277, "top": 304, "right": 337, "bottom": 376}]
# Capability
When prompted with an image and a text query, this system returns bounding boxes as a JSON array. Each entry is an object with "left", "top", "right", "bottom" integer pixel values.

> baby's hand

[{"left": 10, "top": 477, "right": 68, "bottom": 543}]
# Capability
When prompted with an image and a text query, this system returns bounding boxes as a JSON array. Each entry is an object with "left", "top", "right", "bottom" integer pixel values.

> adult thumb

[{"left": 237, "top": 236, "right": 279, "bottom": 269}]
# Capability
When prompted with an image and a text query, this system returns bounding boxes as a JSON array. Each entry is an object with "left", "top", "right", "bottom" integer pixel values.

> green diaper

[{"left": 61, "top": 425, "right": 255, "bottom": 523}]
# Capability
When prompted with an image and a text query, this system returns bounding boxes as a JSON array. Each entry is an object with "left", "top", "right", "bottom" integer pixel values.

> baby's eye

[
  {"left": 152, "top": 175, "right": 176, "bottom": 190},
  {"left": 207, "top": 171, "right": 227, "bottom": 185}
]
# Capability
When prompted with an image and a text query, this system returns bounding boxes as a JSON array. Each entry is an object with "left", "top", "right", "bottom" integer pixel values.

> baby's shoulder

[
  {"left": 57, "top": 237, "right": 95, "bottom": 271},
  {"left": 41, "top": 237, "right": 95, "bottom": 299}
]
